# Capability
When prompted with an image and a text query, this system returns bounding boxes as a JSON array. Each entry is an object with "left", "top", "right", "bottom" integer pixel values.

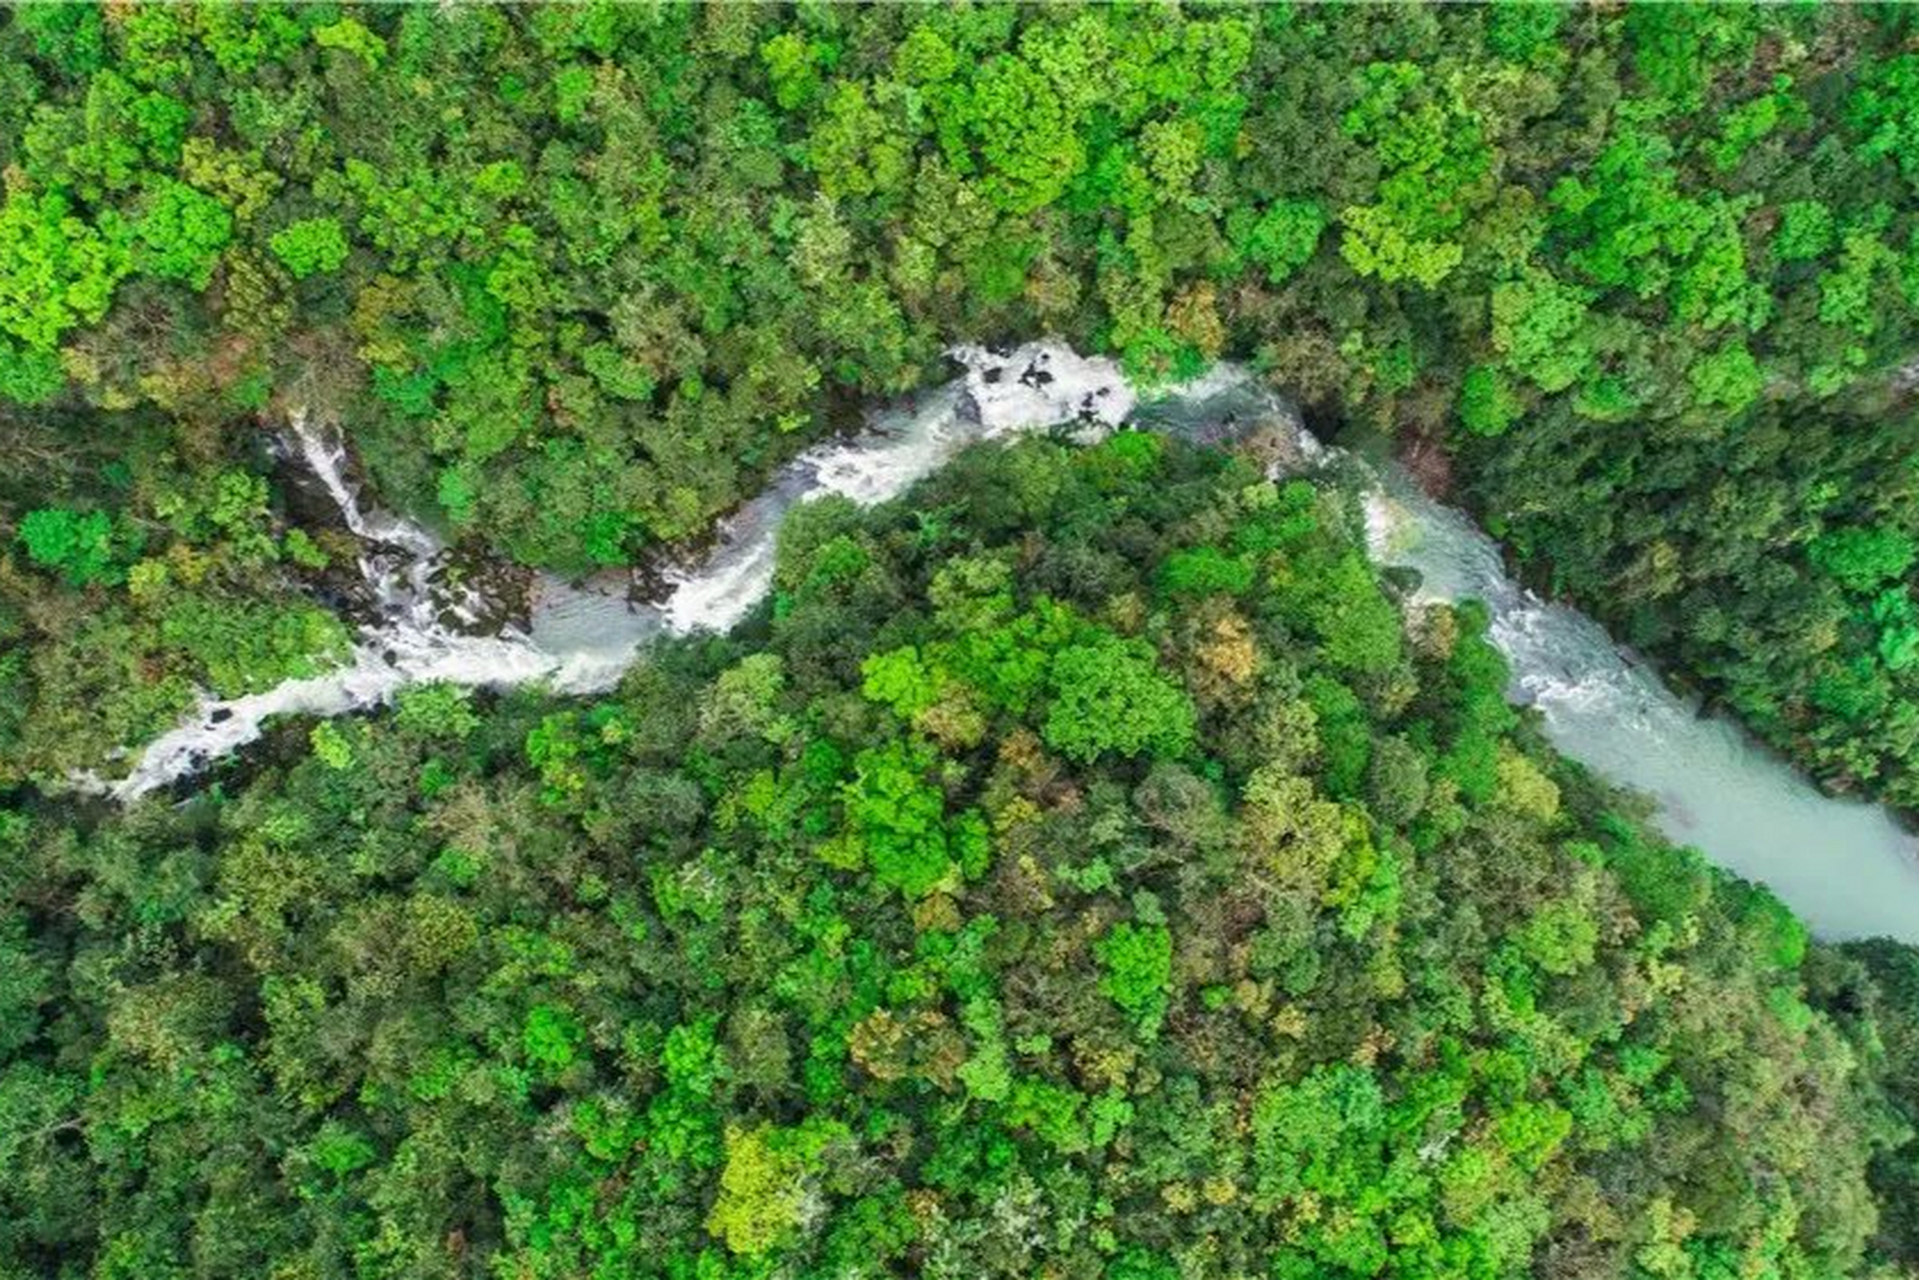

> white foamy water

[
  {"left": 106, "top": 343, "right": 1186, "bottom": 800},
  {"left": 1363, "top": 468, "right": 1919, "bottom": 943},
  {"left": 111, "top": 418, "right": 580, "bottom": 800},
  {"left": 290, "top": 413, "right": 437, "bottom": 559},
  {"left": 94, "top": 343, "right": 1919, "bottom": 942}
]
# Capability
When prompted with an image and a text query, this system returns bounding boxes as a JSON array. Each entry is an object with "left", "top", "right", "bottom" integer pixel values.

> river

[
  {"left": 1364, "top": 469, "right": 1919, "bottom": 944},
  {"left": 101, "top": 344, "right": 1919, "bottom": 942}
]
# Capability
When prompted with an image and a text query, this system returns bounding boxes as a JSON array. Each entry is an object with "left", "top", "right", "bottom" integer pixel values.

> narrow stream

[{"left": 102, "top": 345, "right": 1919, "bottom": 942}]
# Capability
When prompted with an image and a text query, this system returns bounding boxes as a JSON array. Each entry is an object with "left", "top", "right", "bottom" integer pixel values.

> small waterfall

[
  {"left": 105, "top": 343, "right": 1206, "bottom": 801},
  {"left": 287, "top": 412, "right": 439, "bottom": 559},
  {"left": 113, "top": 419, "right": 614, "bottom": 801}
]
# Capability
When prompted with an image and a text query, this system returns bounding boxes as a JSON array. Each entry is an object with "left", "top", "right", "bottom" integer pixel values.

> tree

[
  {"left": 0, "top": 190, "right": 127, "bottom": 350},
  {"left": 0, "top": 341, "right": 66, "bottom": 406},
  {"left": 1848, "top": 53, "right": 1919, "bottom": 195},
  {"left": 1233, "top": 200, "right": 1326, "bottom": 285},
  {"left": 1689, "top": 340, "right": 1764, "bottom": 413},
  {"left": 135, "top": 179, "right": 232, "bottom": 288},
  {"left": 1044, "top": 632, "right": 1196, "bottom": 762},
  {"left": 1773, "top": 201, "right": 1834, "bottom": 263},
  {"left": 311, "top": 15, "right": 387, "bottom": 69},
  {"left": 1491, "top": 273, "right": 1593, "bottom": 394},
  {"left": 1337, "top": 61, "right": 1492, "bottom": 290},
  {"left": 1095, "top": 920, "right": 1173, "bottom": 1025},
  {"left": 1810, "top": 526, "right": 1917, "bottom": 595},
  {"left": 17, "top": 509, "right": 114, "bottom": 586},
  {"left": 967, "top": 52, "right": 1088, "bottom": 214},
  {"left": 1460, "top": 365, "right": 1521, "bottom": 437},
  {"left": 268, "top": 217, "right": 350, "bottom": 279},
  {"left": 835, "top": 741, "right": 984, "bottom": 897},
  {"left": 707, "top": 1122, "right": 845, "bottom": 1257}
]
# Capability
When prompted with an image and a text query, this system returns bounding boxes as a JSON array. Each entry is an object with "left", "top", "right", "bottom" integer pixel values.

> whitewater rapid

[
  {"left": 106, "top": 344, "right": 1168, "bottom": 801},
  {"left": 97, "top": 344, "right": 1919, "bottom": 943}
]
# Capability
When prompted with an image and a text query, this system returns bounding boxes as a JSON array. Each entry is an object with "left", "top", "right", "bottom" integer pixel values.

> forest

[
  {"left": 8, "top": 2, "right": 1919, "bottom": 1276},
  {"left": 8, "top": 434, "right": 1919, "bottom": 1277},
  {"left": 6, "top": 3, "right": 1919, "bottom": 810}
]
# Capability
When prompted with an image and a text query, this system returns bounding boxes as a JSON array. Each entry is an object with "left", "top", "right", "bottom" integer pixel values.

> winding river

[
  {"left": 1365, "top": 464, "right": 1919, "bottom": 944},
  {"left": 106, "top": 344, "right": 1919, "bottom": 943}
]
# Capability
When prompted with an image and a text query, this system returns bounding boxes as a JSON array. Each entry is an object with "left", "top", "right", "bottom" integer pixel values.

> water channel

[{"left": 106, "top": 343, "right": 1919, "bottom": 942}]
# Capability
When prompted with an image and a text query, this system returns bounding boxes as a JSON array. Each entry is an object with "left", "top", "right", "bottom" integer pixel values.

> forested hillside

[
  {"left": 6, "top": 434, "right": 1919, "bottom": 1277},
  {"left": 8, "top": 4, "right": 1919, "bottom": 812},
  {"left": 10, "top": 7, "right": 1919, "bottom": 1275}
]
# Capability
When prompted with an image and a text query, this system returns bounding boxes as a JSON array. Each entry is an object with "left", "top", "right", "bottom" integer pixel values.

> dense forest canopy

[
  {"left": 8, "top": 4, "right": 1919, "bottom": 1277},
  {"left": 6, "top": 2, "right": 1919, "bottom": 815},
  {"left": 7, "top": 433, "right": 1919, "bottom": 1278}
]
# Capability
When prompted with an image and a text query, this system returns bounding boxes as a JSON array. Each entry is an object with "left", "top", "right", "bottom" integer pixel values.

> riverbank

[{"left": 87, "top": 345, "right": 1919, "bottom": 942}]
